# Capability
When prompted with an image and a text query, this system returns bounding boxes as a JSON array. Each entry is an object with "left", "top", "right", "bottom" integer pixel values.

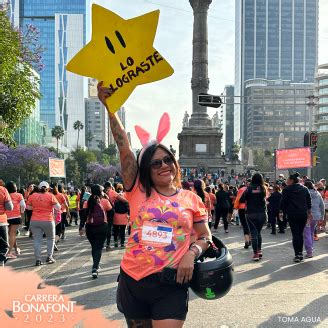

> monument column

[
  {"left": 189, "top": 0, "right": 212, "bottom": 127},
  {"left": 177, "top": 0, "right": 243, "bottom": 174}
]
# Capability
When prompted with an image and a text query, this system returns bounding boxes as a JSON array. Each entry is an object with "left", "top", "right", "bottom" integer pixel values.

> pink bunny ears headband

[{"left": 135, "top": 112, "right": 170, "bottom": 164}]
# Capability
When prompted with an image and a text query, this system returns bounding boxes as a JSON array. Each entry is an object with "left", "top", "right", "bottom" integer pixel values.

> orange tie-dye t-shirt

[{"left": 120, "top": 181, "right": 207, "bottom": 281}]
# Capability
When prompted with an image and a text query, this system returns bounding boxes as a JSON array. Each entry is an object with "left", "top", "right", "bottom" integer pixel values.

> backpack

[
  {"left": 114, "top": 199, "right": 129, "bottom": 214},
  {"left": 86, "top": 202, "right": 107, "bottom": 225}
]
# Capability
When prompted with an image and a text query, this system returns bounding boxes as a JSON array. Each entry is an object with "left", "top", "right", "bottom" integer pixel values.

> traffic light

[
  {"left": 310, "top": 132, "right": 318, "bottom": 152},
  {"left": 198, "top": 93, "right": 222, "bottom": 108},
  {"left": 313, "top": 154, "right": 320, "bottom": 166},
  {"left": 304, "top": 132, "right": 310, "bottom": 147}
]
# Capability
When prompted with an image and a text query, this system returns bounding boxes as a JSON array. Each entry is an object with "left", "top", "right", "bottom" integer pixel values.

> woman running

[
  {"left": 0, "top": 184, "right": 13, "bottom": 266},
  {"left": 5, "top": 181, "right": 26, "bottom": 258},
  {"left": 303, "top": 180, "right": 324, "bottom": 258},
  {"left": 98, "top": 82, "right": 211, "bottom": 328},
  {"left": 214, "top": 184, "right": 231, "bottom": 233},
  {"left": 84, "top": 184, "right": 112, "bottom": 278},
  {"left": 234, "top": 183, "right": 251, "bottom": 249},
  {"left": 281, "top": 173, "right": 312, "bottom": 263},
  {"left": 240, "top": 173, "right": 268, "bottom": 261},
  {"left": 26, "top": 182, "right": 60, "bottom": 266}
]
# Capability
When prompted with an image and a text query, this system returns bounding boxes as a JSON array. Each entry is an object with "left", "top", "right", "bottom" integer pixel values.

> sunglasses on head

[{"left": 150, "top": 155, "right": 174, "bottom": 169}]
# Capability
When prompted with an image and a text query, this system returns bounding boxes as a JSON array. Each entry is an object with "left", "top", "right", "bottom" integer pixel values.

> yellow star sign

[{"left": 66, "top": 4, "right": 174, "bottom": 113}]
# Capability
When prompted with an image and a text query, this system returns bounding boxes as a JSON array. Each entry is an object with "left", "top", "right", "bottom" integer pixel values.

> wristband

[{"left": 189, "top": 244, "right": 202, "bottom": 258}]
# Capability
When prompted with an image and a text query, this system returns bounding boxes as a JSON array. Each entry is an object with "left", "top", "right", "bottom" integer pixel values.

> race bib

[{"left": 141, "top": 221, "right": 173, "bottom": 247}]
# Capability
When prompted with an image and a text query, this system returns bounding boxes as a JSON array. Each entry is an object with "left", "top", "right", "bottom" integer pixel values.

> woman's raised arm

[{"left": 97, "top": 82, "right": 138, "bottom": 190}]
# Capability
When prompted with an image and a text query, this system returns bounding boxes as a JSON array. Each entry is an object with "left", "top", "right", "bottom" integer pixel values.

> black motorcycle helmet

[{"left": 190, "top": 236, "right": 234, "bottom": 300}]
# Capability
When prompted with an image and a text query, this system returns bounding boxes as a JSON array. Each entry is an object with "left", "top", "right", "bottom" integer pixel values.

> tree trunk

[
  {"left": 56, "top": 138, "right": 59, "bottom": 154},
  {"left": 77, "top": 129, "right": 80, "bottom": 149}
]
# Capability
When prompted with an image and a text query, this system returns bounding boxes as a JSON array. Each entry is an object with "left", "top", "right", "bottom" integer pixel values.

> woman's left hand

[{"left": 176, "top": 251, "right": 195, "bottom": 284}]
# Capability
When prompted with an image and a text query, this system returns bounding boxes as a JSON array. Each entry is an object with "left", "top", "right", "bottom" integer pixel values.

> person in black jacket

[
  {"left": 214, "top": 184, "right": 231, "bottom": 233},
  {"left": 267, "top": 185, "right": 282, "bottom": 234},
  {"left": 240, "top": 173, "right": 267, "bottom": 261},
  {"left": 281, "top": 172, "right": 312, "bottom": 263}
]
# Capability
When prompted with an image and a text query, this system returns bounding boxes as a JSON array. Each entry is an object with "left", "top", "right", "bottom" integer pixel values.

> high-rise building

[
  {"left": 19, "top": 0, "right": 87, "bottom": 149},
  {"left": 314, "top": 64, "right": 328, "bottom": 134},
  {"left": 13, "top": 70, "right": 49, "bottom": 146},
  {"left": 86, "top": 79, "right": 127, "bottom": 150},
  {"left": 224, "top": 85, "right": 234, "bottom": 156},
  {"left": 244, "top": 79, "right": 313, "bottom": 149},
  {"left": 85, "top": 98, "right": 108, "bottom": 151},
  {"left": 235, "top": 0, "right": 318, "bottom": 146}
]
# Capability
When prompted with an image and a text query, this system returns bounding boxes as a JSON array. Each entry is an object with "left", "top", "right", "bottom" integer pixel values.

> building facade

[
  {"left": 85, "top": 98, "right": 109, "bottom": 151},
  {"left": 314, "top": 64, "right": 328, "bottom": 134},
  {"left": 224, "top": 85, "right": 234, "bottom": 156},
  {"left": 19, "top": 0, "right": 87, "bottom": 149},
  {"left": 245, "top": 79, "right": 313, "bottom": 149},
  {"left": 235, "top": 0, "right": 318, "bottom": 145}
]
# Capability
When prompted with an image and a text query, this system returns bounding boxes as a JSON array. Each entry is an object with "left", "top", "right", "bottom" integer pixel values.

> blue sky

[{"left": 89, "top": 0, "right": 328, "bottom": 153}]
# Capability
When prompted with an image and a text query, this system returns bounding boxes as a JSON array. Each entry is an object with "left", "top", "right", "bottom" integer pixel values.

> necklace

[{"left": 155, "top": 187, "right": 179, "bottom": 197}]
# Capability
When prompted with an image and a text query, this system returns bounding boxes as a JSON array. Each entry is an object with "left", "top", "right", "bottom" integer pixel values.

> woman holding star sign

[{"left": 98, "top": 82, "right": 211, "bottom": 327}]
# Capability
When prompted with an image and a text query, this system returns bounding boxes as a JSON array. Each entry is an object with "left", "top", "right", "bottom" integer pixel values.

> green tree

[
  {"left": 65, "top": 158, "right": 82, "bottom": 185},
  {"left": 0, "top": 10, "right": 41, "bottom": 145},
  {"left": 51, "top": 126, "right": 64, "bottom": 154},
  {"left": 104, "top": 144, "right": 117, "bottom": 157},
  {"left": 71, "top": 149, "right": 97, "bottom": 176},
  {"left": 253, "top": 149, "right": 274, "bottom": 173},
  {"left": 313, "top": 134, "right": 328, "bottom": 180},
  {"left": 97, "top": 140, "right": 106, "bottom": 152},
  {"left": 86, "top": 130, "right": 94, "bottom": 148},
  {"left": 231, "top": 142, "right": 241, "bottom": 161},
  {"left": 73, "top": 120, "right": 84, "bottom": 149}
]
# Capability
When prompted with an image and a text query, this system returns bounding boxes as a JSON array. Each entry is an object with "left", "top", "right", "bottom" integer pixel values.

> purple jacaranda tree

[
  {"left": 87, "top": 163, "right": 117, "bottom": 184},
  {"left": 0, "top": 143, "right": 55, "bottom": 185}
]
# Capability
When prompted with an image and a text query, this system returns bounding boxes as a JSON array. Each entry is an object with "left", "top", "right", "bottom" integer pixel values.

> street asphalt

[{"left": 4, "top": 223, "right": 328, "bottom": 328}]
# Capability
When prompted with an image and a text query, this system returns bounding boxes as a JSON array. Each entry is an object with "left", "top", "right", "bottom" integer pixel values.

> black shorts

[
  {"left": 8, "top": 217, "right": 22, "bottom": 225},
  {"left": 117, "top": 268, "right": 189, "bottom": 321}
]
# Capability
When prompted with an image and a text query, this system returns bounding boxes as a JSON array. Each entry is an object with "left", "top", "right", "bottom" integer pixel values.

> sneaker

[
  {"left": 46, "top": 256, "right": 56, "bottom": 264},
  {"left": 54, "top": 244, "right": 58, "bottom": 252},
  {"left": 92, "top": 268, "right": 98, "bottom": 279},
  {"left": 114, "top": 242, "right": 118, "bottom": 248},
  {"left": 35, "top": 260, "right": 43, "bottom": 266},
  {"left": 305, "top": 253, "right": 313, "bottom": 258},
  {"left": 244, "top": 242, "right": 249, "bottom": 249},
  {"left": 61, "top": 233, "right": 65, "bottom": 240},
  {"left": 258, "top": 251, "right": 263, "bottom": 259},
  {"left": 15, "top": 248, "right": 21, "bottom": 256},
  {"left": 225, "top": 230, "right": 229, "bottom": 233},
  {"left": 106, "top": 245, "right": 111, "bottom": 251},
  {"left": 6, "top": 253, "right": 17, "bottom": 259},
  {"left": 293, "top": 255, "right": 304, "bottom": 263},
  {"left": 252, "top": 253, "right": 260, "bottom": 261}
]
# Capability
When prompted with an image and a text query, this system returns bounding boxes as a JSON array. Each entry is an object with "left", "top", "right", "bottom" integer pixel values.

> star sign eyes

[{"left": 105, "top": 30, "right": 126, "bottom": 54}]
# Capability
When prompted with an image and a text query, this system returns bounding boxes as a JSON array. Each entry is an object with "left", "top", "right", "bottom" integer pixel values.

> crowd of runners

[{"left": 0, "top": 83, "right": 327, "bottom": 327}]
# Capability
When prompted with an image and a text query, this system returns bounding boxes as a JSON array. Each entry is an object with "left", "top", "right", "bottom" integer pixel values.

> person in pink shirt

[
  {"left": 112, "top": 184, "right": 129, "bottom": 248},
  {"left": 5, "top": 181, "right": 26, "bottom": 258},
  {"left": 0, "top": 184, "right": 13, "bottom": 266},
  {"left": 234, "top": 183, "right": 251, "bottom": 249},
  {"left": 98, "top": 83, "right": 211, "bottom": 327},
  {"left": 26, "top": 181, "right": 61, "bottom": 266}
]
